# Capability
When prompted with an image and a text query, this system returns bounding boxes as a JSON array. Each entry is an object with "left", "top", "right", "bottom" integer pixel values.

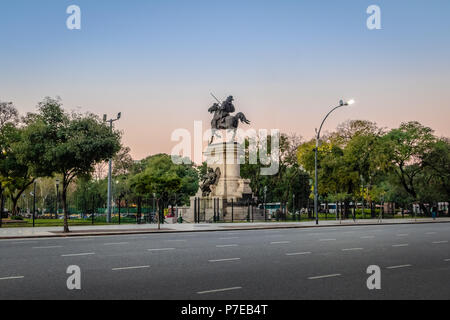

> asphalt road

[{"left": 0, "top": 223, "right": 449, "bottom": 300}]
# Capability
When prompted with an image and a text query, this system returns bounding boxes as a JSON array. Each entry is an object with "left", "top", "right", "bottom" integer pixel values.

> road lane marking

[
  {"left": 33, "top": 246, "right": 63, "bottom": 249},
  {"left": 286, "top": 252, "right": 311, "bottom": 256},
  {"left": 445, "top": 259, "right": 450, "bottom": 262},
  {"left": 342, "top": 248, "right": 364, "bottom": 251},
  {"left": 148, "top": 248, "right": 175, "bottom": 251},
  {"left": 12, "top": 241, "right": 38, "bottom": 244},
  {"left": 112, "top": 265, "right": 150, "bottom": 271},
  {"left": 308, "top": 274, "right": 341, "bottom": 280},
  {"left": 397, "top": 234, "right": 409, "bottom": 237},
  {"left": 61, "top": 253, "right": 95, "bottom": 257},
  {"left": 432, "top": 241, "right": 448, "bottom": 244},
  {"left": 216, "top": 244, "right": 239, "bottom": 248},
  {"left": 166, "top": 240, "right": 187, "bottom": 242},
  {"left": 361, "top": 236, "right": 375, "bottom": 239},
  {"left": 209, "top": 258, "right": 241, "bottom": 263},
  {"left": 392, "top": 244, "right": 409, "bottom": 247},
  {"left": 219, "top": 237, "right": 240, "bottom": 240},
  {"left": 386, "top": 264, "right": 412, "bottom": 269},
  {"left": 270, "top": 241, "right": 290, "bottom": 244},
  {"left": 319, "top": 239, "right": 337, "bottom": 242},
  {"left": 197, "top": 287, "right": 242, "bottom": 295},
  {"left": 425, "top": 232, "right": 437, "bottom": 235},
  {"left": 104, "top": 242, "right": 129, "bottom": 246},
  {"left": 0, "top": 276, "right": 24, "bottom": 281}
]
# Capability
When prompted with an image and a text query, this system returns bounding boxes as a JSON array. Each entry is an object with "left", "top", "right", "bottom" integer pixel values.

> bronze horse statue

[{"left": 208, "top": 96, "right": 250, "bottom": 143}]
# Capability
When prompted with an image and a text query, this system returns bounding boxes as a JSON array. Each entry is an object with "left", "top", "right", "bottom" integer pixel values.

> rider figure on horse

[{"left": 211, "top": 96, "right": 235, "bottom": 129}]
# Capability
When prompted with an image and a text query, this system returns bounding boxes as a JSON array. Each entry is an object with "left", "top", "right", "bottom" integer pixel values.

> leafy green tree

[
  {"left": 381, "top": 121, "right": 437, "bottom": 215},
  {"left": 17, "top": 97, "right": 121, "bottom": 232},
  {"left": 0, "top": 104, "right": 37, "bottom": 215},
  {"left": 130, "top": 154, "right": 183, "bottom": 229}
]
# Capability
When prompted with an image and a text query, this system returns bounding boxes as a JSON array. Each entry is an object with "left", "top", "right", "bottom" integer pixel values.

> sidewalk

[{"left": 1, "top": 218, "right": 449, "bottom": 239}]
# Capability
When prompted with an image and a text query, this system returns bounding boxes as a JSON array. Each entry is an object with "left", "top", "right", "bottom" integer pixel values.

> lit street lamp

[
  {"left": 103, "top": 112, "right": 121, "bottom": 223},
  {"left": 314, "top": 99, "right": 355, "bottom": 225}
]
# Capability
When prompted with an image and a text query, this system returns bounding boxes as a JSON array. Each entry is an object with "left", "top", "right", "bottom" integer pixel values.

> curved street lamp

[{"left": 314, "top": 99, "right": 355, "bottom": 225}]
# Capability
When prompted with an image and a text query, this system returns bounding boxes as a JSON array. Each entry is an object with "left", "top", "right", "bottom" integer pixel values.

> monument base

[{"left": 184, "top": 141, "right": 262, "bottom": 223}]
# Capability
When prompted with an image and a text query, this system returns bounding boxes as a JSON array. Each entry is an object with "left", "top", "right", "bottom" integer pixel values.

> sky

[{"left": 1, "top": 0, "right": 449, "bottom": 160}]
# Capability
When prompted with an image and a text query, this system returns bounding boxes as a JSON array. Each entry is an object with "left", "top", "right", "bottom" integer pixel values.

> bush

[{"left": 11, "top": 215, "right": 24, "bottom": 221}]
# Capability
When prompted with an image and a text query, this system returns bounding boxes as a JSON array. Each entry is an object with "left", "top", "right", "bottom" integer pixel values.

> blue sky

[{"left": 1, "top": 0, "right": 449, "bottom": 158}]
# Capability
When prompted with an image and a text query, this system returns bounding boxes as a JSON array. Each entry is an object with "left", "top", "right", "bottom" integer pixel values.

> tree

[
  {"left": 381, "top": 121, "right": 437, "bottom": 215},
  {"left": 17, "top": 97, "right": 121, "bottom": 232},
  {"left": 421, "top": 138, "right": 450, "bottom": 199},
  {"left": 0, "top": 101, "right": 19, "bottom": 129},
  {"left": 112, "top": 146, "right": 134, "bottom": 176},
  {"left": 0, "top": 106, "right": 37, "bottom": 215},
  {"left": 130, "top": 154, "right": 184, "bottom": 229}
]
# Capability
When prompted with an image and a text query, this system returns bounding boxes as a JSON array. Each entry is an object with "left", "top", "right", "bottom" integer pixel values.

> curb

[{"left": 0, "top": 219, "right": 449, "bottom": 240}]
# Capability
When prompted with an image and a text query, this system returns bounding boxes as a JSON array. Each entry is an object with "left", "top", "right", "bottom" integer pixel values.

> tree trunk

[
  {"left": 419, "top": 202, "right": 429, "bottom": 217},
  {"left": 62, "top": 183, "right": 69, "bottom": 233},
  {"left": 0, "top": 187, "right": 3, "bottom": 227},
  {"left": 11, "top": 195, "right": 20, "bottom": 216}
]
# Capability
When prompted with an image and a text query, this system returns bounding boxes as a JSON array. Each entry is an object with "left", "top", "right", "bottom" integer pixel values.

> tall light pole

[
  {"left": 314, "top": 99, "right": 355, "bottom": 225},
  {"left": 103, "top": 112, "right": 121, "bottom": 223}
]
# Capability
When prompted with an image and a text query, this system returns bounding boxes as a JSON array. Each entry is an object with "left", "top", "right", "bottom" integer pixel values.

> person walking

[{"left": 431, "top": 206, "right": 437, "bottom": 220}]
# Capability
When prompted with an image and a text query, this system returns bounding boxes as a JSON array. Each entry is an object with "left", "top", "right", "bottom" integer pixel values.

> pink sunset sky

[{"left": 1, "top": 1, "right": 449, "bottom": 160}]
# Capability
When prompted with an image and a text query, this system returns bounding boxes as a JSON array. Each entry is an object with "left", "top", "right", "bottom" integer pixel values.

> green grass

[{"left": 1, "top": 217, "right": 139, "bottom": 228}]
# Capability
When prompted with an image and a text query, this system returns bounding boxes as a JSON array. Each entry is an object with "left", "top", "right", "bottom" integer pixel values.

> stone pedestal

[
  {"left": 203, "top": 142, "right": 252, "bottom": 200},
  {"left": 184, "top": 141, "right": 256, "bottom": 223}
]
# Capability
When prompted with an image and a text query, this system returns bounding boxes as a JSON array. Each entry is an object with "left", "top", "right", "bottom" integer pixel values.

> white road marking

[
  {"left": 61, "top": 252, "right": 95, "bottom": 257},
  {"left": 432, "top": 241, "right": 448, "bottom": 244},
  {"left": 0, "top": 276, "right": 24, "bottom": 281},
  {"left": 392, "top": 244, "right": 409, "bottom": 247},
  {"left": 286, "top": 252, "right": 311, "bottom": 256},
  {"left": 12, "top": 241, "right": 38, "bottom": 244},
  {"left": 361, "top": 236, "right": 375, "bottom": 239},
  {"left": 445, "top": 259, "right": 450, "bottom": 262},
  {"left": 166, "top": 240, "right": 187, "bottom": 242},
  {"left": 270, "top": 241, "right": 290, "bottom": 244},
  {"left": 219, "top": 237, "right": 240, "bottom": 240},
  {"left": 112, "top": 265, "right": 150, "bottom": 271},
  {"left": 104, "top": 242, "right": 129, "bottom": 246},
  {"left": 308, "top": 274, "right": 341, "bottom": 280},
  {"left": 33, "top": 246, "right": 63, "bottom": 249},
  {"left": 216, "top": 244, "right": 239, "bottom": 248},
  {"left": 197, "top": 287, "right": 242, "bottom": 295},
  {"left": 425, "top": 232, "right": 437, "bottom": 235},
  {"left": 342, "top": 248, "right": 364, "bottom": 251},
  {"left": 209, "top": 258, "right": 241, "bottom": 263},
  {"left": 397, "top": 234, "right": 409, "bottom": 237},
  {"left": 319, "top": 239, "right": 337, "bottom": 242},
  {"left": 148, "top": 248, "right": 175, "bottom": 251},
  {"left": 386, "top": 264, "right": 412, "bottom": 269}
]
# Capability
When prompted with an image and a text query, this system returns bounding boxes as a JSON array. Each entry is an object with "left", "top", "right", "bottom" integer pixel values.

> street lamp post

[
  {"left": 314, "top": 99, "right": 354, "bottom": 225},
  {"left": 103, "top": 112, "right": 121, "bottom": 223}
]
